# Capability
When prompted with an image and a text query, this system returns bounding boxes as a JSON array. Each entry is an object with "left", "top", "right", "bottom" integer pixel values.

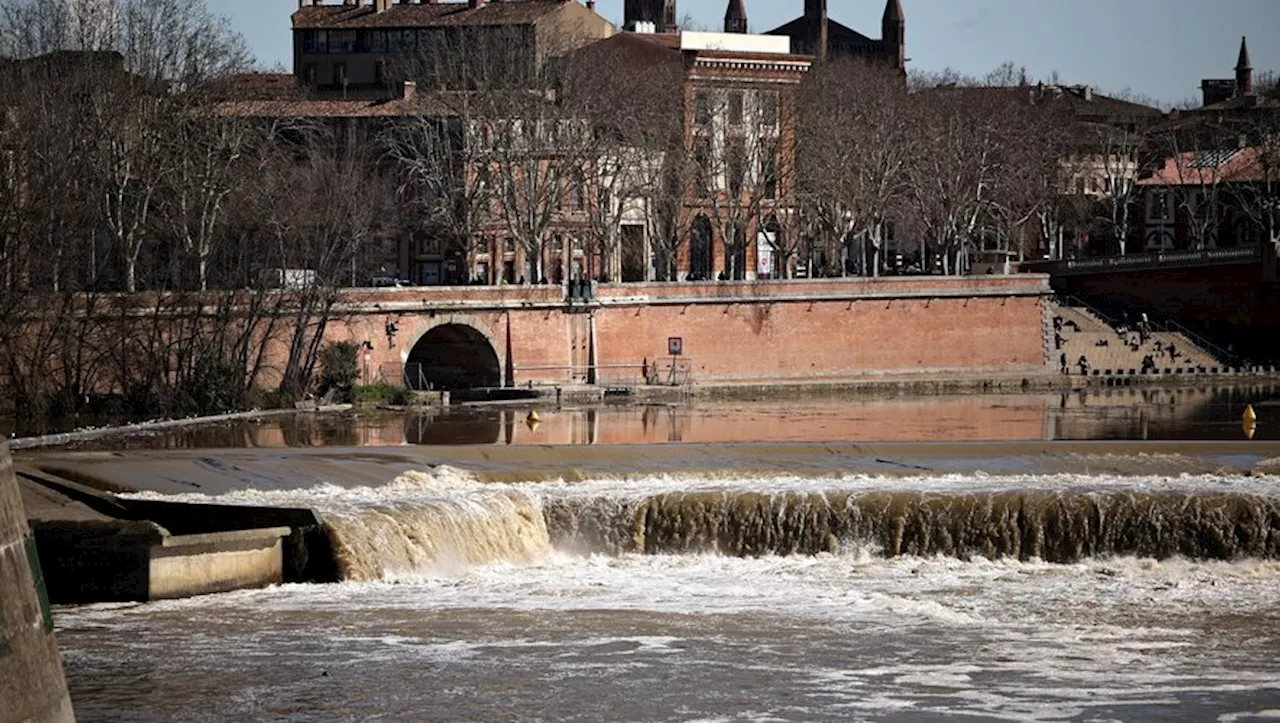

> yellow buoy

[
  {"left": 527, "top": 410, "right": 541, "bottom": 424},
  {"left": 1244, "top": 420, "right": 1258, "bottom": 441},
  {"left": 1243, "top": 405, "right": 1258, "bottom": 423}
]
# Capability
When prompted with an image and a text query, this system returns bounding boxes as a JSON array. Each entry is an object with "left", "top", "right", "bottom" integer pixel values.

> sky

[{"left": 234, "top": 0, "right": 1279, "bottom": 105}]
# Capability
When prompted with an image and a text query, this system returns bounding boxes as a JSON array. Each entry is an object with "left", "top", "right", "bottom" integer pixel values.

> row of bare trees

[{"left": 0, "top": 0, "right": 397, "bottom": 426}]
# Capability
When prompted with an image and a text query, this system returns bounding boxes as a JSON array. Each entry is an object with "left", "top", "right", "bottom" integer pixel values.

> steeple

[
  {"left": 1235, "top": 36, "right": 1253, "bottom": 96},
  {"left": 724, "top": 0, "right": 747, "bottom": 34},
  {"left": 882, "top": 0, "right": 905, "bottom": 70}
]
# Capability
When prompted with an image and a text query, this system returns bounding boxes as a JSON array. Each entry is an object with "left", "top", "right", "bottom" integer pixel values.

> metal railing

[{"left": 1054, "top": 245, "right": 1261, "bottom": 274}]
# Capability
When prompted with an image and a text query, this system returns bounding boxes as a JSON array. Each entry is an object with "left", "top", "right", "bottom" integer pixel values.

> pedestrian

[
  {"left": 1059, "top": 352, "right": 1068, "bottom": 374},
  {"left": 1077, "top": 355, "right": 1090, "bottom": 375}
]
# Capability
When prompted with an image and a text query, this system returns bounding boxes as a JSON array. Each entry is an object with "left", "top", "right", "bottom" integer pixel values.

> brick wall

[{"left": 331, "top": 276, "right": 1051, "bottom": 386}]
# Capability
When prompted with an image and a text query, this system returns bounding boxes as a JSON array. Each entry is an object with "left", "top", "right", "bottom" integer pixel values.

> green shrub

[
  {"left": 319, "top": 342, "right": 361, "bottom": 402},
  {"left": 351, "top": 383, "right": 408, "bottom": 406}
]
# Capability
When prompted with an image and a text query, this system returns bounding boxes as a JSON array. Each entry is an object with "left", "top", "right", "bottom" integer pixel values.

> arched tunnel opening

[{"left": 404, "top": 324, "right": 502, "bottom": 391}]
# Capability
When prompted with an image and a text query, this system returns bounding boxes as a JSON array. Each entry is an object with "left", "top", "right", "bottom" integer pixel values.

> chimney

[
  {"left": 401, "top": 80, "right": 417, "bottom": 102},
  {"left": 469, "top": 0, "right": 486, "bottom": 7},
  {"left": 585, "top": 0, "right": 595, "bottom": 10}
]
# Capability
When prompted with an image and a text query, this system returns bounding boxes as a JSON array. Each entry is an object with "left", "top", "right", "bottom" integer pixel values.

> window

[
  {"left": 365, "top": 30, "right": 388, "bottom": 53},
  {"left": 303, "top": 64, "right": 317, "bottom": 88},
  {"left": 694, "top": 91, "right": 712, "bottom": 126},
  {"left": 375, "top": 60, "right": 386, "bottom": 86},
  {"left": 334, "top": 62, "right": 348, "bottom": 87},
  {"left": 503, "top": 237, "right": 515, "bottom": 253},
  {"left": 728, "top": 91, "right": 744, "bottom": 125},
  {"left": 727, "top": 138, "right": 746, "bottom": 198},
  {"left": 389, "top": 30, "right": 416, "bottom": 53},
  {"left": 314, "top": 30, "right": 328, "bottom": 54},
  {"left": 760, "top": 141, "right": 778, "bottom": 200},
  {"left": 571, "top": 172, "right": 586, "bottom": 211},
  {"left": 329, "top": 30, "right": 356, "bottom": 54},
  {"left": 694, "top": 136, "right": 713, "bottom": 197},
  {"left": 758, "top": 91, "right": 779, "bottom": 128},
  {"left": 301, "top": 31, "right": 318, "bottom": 54}
]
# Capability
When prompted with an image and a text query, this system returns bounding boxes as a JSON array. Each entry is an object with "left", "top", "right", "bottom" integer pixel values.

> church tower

[
  {"left": 724, "top": 0, "right": 747, "bottom": 34},
  {"left": 1235, "top": 36, "right": 1253, "bottom": 96},
  {"left": 624, "top": 0, "right": 677, "bottom": 33},
  {"left": 882, "top": 0, "right": 905, "bottom": 70}
]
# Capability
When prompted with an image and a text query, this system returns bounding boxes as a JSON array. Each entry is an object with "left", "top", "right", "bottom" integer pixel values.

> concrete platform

[{"left": 19, "top": 474, "right": 301, "bottom": 604}]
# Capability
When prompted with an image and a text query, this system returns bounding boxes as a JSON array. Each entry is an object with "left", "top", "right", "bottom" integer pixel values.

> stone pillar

[{"left": 0, "top": 442, "right": 76, "bottom": 723}]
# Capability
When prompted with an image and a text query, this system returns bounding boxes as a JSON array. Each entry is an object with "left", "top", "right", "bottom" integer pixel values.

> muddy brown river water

[{"left": 31, "top": 390, "right": 1280, "bottom": 721}]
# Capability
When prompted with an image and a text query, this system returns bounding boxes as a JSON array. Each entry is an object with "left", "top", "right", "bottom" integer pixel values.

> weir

[{"left": 293, "top": 474, "right": 1280, "bottom": 580}]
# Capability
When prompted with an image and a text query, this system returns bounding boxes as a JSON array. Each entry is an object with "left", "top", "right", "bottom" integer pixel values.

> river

[{"left": 39, "top": 389, "right": 1280, "bottom": 721}]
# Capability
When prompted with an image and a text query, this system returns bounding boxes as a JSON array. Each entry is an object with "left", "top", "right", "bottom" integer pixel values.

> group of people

[{"left": 1055, "top": 309, "right": 1182, "bottom": 375}]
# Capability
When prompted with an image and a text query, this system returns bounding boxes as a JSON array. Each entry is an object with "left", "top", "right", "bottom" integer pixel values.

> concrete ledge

[
  {"left": 148, "top": 527, "right": 289, "bottom": 600},
  {"left": 31, "top": 518, "right": 289, "bottom": 603}
]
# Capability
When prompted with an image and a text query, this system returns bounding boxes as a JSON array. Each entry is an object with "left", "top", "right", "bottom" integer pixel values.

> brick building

[
  {"left": 291, "top": 0, "right": 616, "bottom": 93},
  {"left": 576, "top": 27, "right": 811, "bottom": 282}
]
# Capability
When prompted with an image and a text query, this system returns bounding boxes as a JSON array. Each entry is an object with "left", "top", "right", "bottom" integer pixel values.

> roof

[
  {"left": 1139, "top": 146, "right": 1278, "bottom": 187},
  {"left": 767, "top": 17, "right": 876, "bottom": 46},
  {"left": 199, "top": 73, "right": 297, "bottom": 100},
  {"left": 292, "top": 0, "right": 569, "bottom": 30},
  {"left": 211, "top": 93, "right": 459, "bottom": 119},
  {"left": 924, "top": 84, "right": 1164, "bottom": 123}
]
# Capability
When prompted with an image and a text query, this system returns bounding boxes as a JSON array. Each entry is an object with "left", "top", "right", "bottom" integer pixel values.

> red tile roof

[
  {"left": 292, "top": 0, "right": 569, "bottom": 29},
  {"left": 1139, "top": 146, "right": 1279, "bottom": 186}
]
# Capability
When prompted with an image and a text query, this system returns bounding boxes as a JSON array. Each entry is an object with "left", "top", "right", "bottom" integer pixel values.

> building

[
  {"left": 767, "top": 0, "right": 905, "bottom": 70},
  {"left": 575, "top": 27, "right": 812, "bottom": 282},
  {"left": 1138, "top": 146, "right": 1279, "bottom": 251},
  {"left": 290, "top": 0, "right": 616, "bottom": 93}
]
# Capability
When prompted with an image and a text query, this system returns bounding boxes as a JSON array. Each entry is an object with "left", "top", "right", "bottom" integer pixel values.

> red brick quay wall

[{"left": 334, "top": 275, "right": 1053, "bottom": 387}]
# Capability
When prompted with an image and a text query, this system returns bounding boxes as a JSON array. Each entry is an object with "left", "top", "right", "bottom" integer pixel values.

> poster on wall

[{"left": 757, "top": 231, "right": 776, "bottom": 279}]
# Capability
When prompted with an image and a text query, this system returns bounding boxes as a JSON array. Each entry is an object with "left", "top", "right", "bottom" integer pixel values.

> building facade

[{"left": 290, "top": 0, "right": 616, "bottom": 93}]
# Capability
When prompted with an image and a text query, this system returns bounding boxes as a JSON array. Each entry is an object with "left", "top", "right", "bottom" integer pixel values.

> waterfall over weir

[{"left": 278, "top": 469, "right": 1280, "bottom": 580}]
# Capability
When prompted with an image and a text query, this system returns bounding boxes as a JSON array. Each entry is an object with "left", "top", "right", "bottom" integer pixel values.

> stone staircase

[{"left": 1052, "top": 302, "right": 1227, "bottom": 378}]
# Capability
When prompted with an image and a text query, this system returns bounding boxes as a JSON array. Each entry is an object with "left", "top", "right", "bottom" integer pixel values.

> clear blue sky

[{"left": 239, "top": 0, "right": 1278, "bottom": 104}]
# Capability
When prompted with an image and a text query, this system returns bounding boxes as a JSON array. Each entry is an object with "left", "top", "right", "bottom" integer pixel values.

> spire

[
  {"left": 1236, "top": 36, "right": 1253, "bottom": 96},
  {"left": 883, "top": 0, "right": 905, "bottom": 25},
  {"left": 724, "top": 0, "right": 747, "bottom": 34},
  {"left": 1236, "top": 36, "right": 1252, "bottom": 71},
  {"left": 882, "top": 0, "right": 905, "bottom": 71}
]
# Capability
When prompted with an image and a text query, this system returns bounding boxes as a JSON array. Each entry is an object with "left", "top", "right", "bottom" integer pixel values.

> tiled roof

[
  {"left": 211, "top": 94, "right": 458, "bottom": 119},
  {"left": 1139, "top": 146, "right": 1278, "bottom": 186},
  {"left": 199, "top": 73, "right": 297, "bottom": 100},
  {"left": 292, "top": 0, "right": 568, "bottom": 29}
]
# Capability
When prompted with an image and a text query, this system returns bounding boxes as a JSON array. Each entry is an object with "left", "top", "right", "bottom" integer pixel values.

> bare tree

[{"left": 797, "top": 59, "right": 914, "bottom": 278}]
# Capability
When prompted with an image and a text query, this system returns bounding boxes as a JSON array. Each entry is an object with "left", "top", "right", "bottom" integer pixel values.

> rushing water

[{"left": 55, "top": 465, "right": 1280, "bottom": 721}]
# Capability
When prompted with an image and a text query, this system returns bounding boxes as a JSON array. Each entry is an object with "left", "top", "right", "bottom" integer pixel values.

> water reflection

[{"left": 31, "top": 384, "right": 1280, "bottom": 451}]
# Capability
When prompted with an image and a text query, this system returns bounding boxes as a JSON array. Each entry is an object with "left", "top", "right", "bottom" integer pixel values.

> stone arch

[{"left": 404, "top": 315, "right": 503, "bottom": 391}]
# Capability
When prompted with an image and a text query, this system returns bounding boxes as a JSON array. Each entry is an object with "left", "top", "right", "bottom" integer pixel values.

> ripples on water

[{"left": 53, "top": 468, "right": 1280, "bottom": 721}]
